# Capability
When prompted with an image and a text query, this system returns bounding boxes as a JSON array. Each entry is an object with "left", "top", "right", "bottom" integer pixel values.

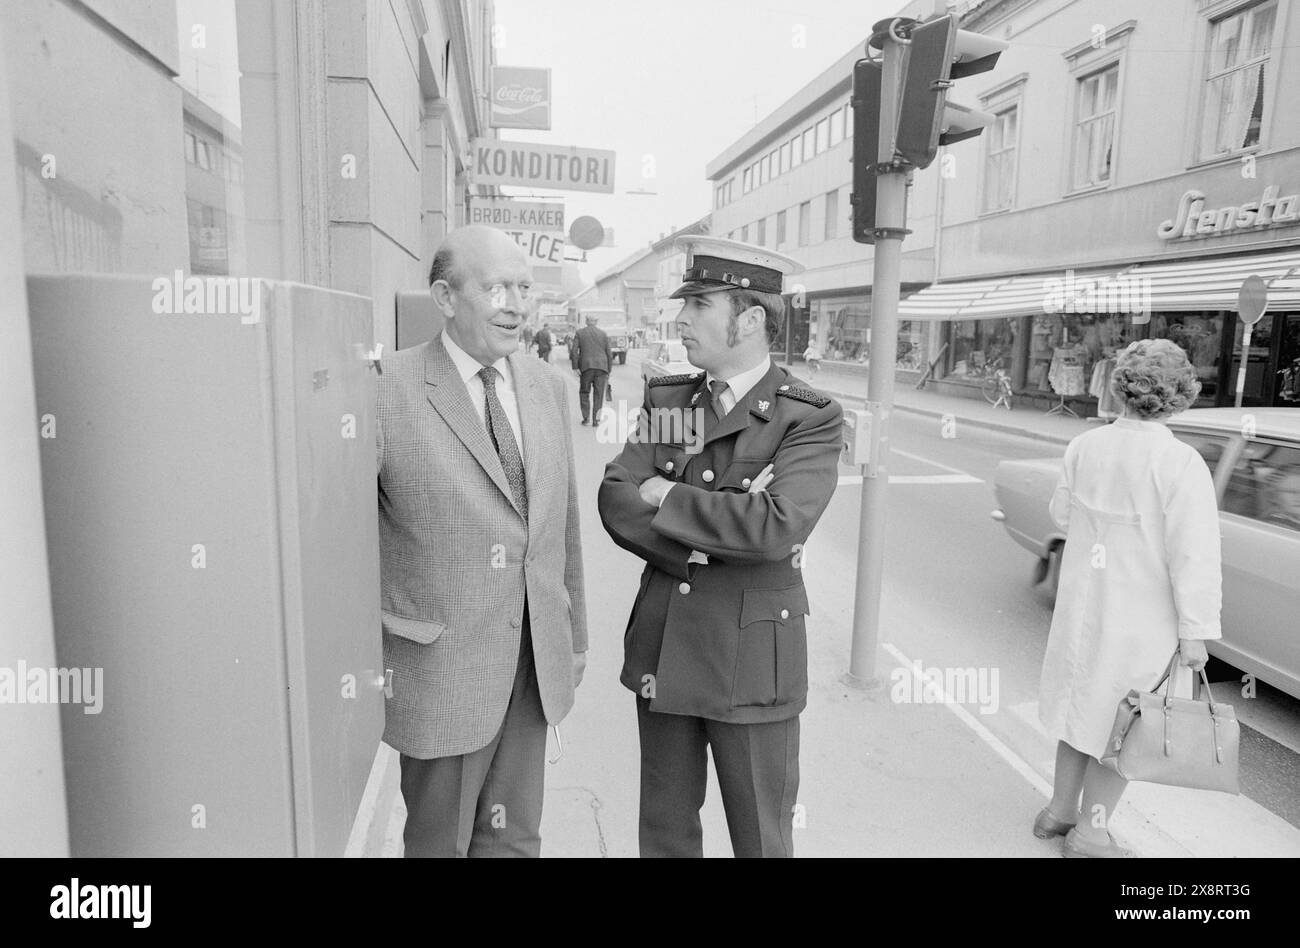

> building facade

[
  {"left": 707, "top": 0, "right": 1300, "bottom": 412},
  {"left": 0, "top": 0, "right": 495, "bottom": 855}
]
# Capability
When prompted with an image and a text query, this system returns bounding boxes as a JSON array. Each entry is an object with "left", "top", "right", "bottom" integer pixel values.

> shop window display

[
  {"left": 948, "top": 318, "right": 1017, "bottom": 379},
  {"left": 1148, "top": 313, "right": 1224, "bottom": 406}
]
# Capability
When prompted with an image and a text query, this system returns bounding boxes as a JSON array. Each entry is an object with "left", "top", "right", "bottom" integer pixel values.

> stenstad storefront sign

[{"left": 1158, "top": 185, "right": 1300, "bottom": 240}]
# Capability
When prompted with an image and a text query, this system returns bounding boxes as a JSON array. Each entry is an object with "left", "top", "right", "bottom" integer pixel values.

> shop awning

[
  {"left": 897, "top": 278, "right": 1005, "bottom": 320},
  {"left": 959, "top": 268, "right": 1129, "bottom": 319},
  {"left": 1127, "top": 250, "right": 1300, "bottom": 312}
]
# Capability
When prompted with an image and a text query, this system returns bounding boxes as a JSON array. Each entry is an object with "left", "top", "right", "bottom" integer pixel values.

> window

[
  {"left": 797, "top": 201, "right": 811, "bottom": 246},
  {"left": 776, "top": 209, "right": 787, "bottom": 247},
  {"left": 1200, "top": 1, "right": 1277, "bottom": 159},
  {"left": 779, "top": 142, "right": 790, "bottom": 175},
  {"left": 756, "top": 218, "right": 767, "bottom": 246},
  {"left": 741, "top": 224, "right": 749, "bottom": 242},
  {"left": 769, "top": 149, "right": 779, "bottom": 178},
  {"left": 825, "top": 189, "right": 839, "bottom": 240},
  {"left": 844, "top": 103, "right": 853, "bottom": 141},
  {"left": 196, "top": 140, "right": 210, "bottom": 170},
  {"left": 1170, "top": 430, "right": 1231, "bottom": 476},
  {"left": 743, "top": 167, "right": 752, "bottom": 193},
  {"left": 815, "top": 117, "right": 829, "bottom": 154},
  {"left": 728, "top": 177, "right": 735, "bottom": 202},
  {"left": 1222, "top": 440, "right": 1300, "bottom": 531},
  {"left": 714, "top": 185, "right": 725, "bottom": 209},
  {"left": 184, "top": 132, "right": 196, "bottom": 164},
  {"left": 1073, "top": 67, "right": 1118, "bottom": 189},
  {"left": 981, "top": 106, "right": 1018, "bottom": 212},
  {"left": 802, "top": 127, "right": 814, "bottom": 160},
  {"left": 790, "top": 135, "right": 803, "bottom": 168},
  {"left": 830, "top": 108, "right": 844, "bottom": 146}
]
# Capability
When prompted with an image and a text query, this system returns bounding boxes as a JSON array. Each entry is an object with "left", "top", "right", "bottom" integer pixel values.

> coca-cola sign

[{"left": 490, "top": 66, "right": 552, "bottom": 130}]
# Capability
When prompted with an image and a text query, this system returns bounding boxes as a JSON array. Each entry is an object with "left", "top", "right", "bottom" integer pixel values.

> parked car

[
  {"left": 641, "top": 340, "right": 696, "bottom": 383},
  {"left": 991, "top": 408, "right": 1300, "bottom": 701}
]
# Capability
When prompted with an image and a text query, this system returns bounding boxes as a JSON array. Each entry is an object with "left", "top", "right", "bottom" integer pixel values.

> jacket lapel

[
  {"left": 701, "top": 362, "right": 782, "bottom": 448},
  {"left": 423, "top": 337, "right": 518, "bottom": 513},
  {"left": 509, "top": 351, "right": 546, "bottom": 527}
]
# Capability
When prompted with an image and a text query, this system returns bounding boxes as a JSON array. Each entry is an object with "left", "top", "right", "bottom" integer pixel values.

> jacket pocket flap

[
  {"left": 382, "top": 612, "right": 447, "bottom": 645},
  {"left": 740, "top": 585, "right": 810, "bottom": 628},
  {"left": 718, "top": 458, "right": 776, "bottom": 492}
]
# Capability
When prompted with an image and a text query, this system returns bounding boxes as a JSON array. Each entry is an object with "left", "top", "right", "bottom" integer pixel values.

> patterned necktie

[
  {"left": 479, "top": 366, "right": 527, "bottom": 517},
  {"left": 708, "top": 379, "right": 730, "bottom": 419}
]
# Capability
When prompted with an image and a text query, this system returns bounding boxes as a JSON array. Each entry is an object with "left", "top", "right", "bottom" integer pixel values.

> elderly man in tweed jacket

[{"left": 377, "top": 226, "right": 588, "bottom": 857}]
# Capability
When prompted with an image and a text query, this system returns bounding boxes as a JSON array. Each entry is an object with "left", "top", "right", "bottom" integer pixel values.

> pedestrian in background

[
  {"left": 802, "top": 340, "right": 822, "bottom": 374},
  {"left": 533, "top": 324, "right": 552, "bottom": 362},
  {"left": 572, "top": 314, "right": 613, "bottom": 425},
  {"left": 598, "top": 237, "right": 842, "bottom": 857},
  {"left": 377, "top": 225, "right": 587, "bottom": 857},
  {"left": 1035, "top": 339, "right": 1222, "bottom": 858}
]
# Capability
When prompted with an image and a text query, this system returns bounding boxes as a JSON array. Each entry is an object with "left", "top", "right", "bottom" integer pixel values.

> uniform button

[
  {"left": 741, "top": 478, "right": 752, "bottom": 489},
  {"left": 509, "top": 617, "right": 521, "bottom": 628},
  {"left": 665, "top": 461, "right": 674, "bottom": 471},
  {"left": 702, "top": 470, "right": 714, "bottom": 483},
  {"left": 780, "top": 609, "right": 789, "bottom": 619},
  {"left": 679, "top": 582, "right": 691, "bottom": 595}
]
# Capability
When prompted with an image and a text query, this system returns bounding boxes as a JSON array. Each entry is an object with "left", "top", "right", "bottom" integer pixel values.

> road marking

[
  {"left": 892, "top": 447, "right": 980, "bottom": 478},
  {"left": 838, "top": 473, "right": 983, "bottom": 486},
  {"left": 881, "top": 642, "right": 1052, "bottom": 798}
]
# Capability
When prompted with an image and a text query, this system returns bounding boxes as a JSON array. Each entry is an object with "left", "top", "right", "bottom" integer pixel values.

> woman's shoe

[
  {"left": 1062, "top": 827, "right": 1125, "bottom": 858},
  {"left": 1032, "top": 807, "right": 1075, "bottom": 839}
]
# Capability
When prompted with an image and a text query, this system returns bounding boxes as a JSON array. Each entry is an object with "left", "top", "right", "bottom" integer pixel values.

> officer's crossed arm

[
  {"left": 597, "top": 400, "right": 694, "bottom": 581},
  {"left": 649, "top": 400, "right": 843, "bottom": 564}
]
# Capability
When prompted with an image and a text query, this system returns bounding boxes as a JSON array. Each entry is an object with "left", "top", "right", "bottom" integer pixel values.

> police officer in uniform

[{"left": 597, "top": 237, "right": 843, "bottom": 857}]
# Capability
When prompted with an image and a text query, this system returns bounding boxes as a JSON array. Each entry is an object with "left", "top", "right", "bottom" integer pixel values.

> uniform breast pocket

[
  {"left": 731, "top": 585, "right": 810, "bottom": 708},
  {"left": 717, "top": 457, "right": 776, "bottom": 493}
]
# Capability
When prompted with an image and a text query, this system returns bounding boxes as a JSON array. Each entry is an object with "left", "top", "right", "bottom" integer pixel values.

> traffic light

[
  {"left": 895, "top": 14, "right": 1007, "bottom": 169},
  {"left": 850, "top": 59, "right": 882, "bottom": 244}
]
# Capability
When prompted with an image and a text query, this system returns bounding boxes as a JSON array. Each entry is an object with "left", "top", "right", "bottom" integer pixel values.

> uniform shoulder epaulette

[
  {"left": 648, "top": 372, "right": 703, "bottom": 387},
  {"left": 776, "top": 383, "right": 832, "bottom": 408}
]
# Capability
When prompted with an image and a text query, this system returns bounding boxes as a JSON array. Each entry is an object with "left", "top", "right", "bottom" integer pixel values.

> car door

[{"left": 1215, "top": 437, "right": 1300, "bottom": 700}]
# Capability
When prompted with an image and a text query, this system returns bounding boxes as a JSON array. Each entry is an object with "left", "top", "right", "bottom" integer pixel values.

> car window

[
  {"left": 1170, "top": 429, "right": 1230, "bottom": 475},
  {"left": 1222, "top": 440, "right": 1300, "bottom": 532}
]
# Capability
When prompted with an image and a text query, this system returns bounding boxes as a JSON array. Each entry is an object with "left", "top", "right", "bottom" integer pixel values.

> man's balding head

[{"left": 429, "top": 225, "right": 528, "bottom": 289}]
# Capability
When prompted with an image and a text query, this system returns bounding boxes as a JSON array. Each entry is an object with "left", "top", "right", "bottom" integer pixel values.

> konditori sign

[{"left": 471, "top": 139, "right": 616, "bottom": 194}]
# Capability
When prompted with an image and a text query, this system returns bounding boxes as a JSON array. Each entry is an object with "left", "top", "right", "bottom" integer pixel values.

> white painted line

[
  {"left": 882, "top": 642, "right": 1052, "bottom": 799},
  {"left": 892, "top": 447, "right": 978, "bottom": 478},
  {"left": 837, "top": 473, "right": 983, "bottom": 486}
]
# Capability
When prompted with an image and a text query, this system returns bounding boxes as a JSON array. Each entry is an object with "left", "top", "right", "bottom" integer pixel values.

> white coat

[{"left": 1038, "top": 416, "right": 1223, "bottom": 759}]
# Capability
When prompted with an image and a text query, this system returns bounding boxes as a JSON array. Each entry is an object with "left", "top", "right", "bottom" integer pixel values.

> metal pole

[
  {"left": 848, "top": 26, "right": 909, "bottom": 686},
  {"left": 1235, "top": 322, "right": 1253, "bottom": 408}
]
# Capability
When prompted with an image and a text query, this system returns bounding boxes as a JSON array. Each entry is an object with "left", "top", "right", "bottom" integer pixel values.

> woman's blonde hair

[{"left": 1109, "top": 338, "right": 1201, "bottom": 419}]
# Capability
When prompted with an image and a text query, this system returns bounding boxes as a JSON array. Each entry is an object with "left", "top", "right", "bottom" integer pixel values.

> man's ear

[
  {"left": 741, "top": 304, "right": 766, "bottom": 338},
  {"left": 430, "top": 280, "right": 455, "bottom": 318}
]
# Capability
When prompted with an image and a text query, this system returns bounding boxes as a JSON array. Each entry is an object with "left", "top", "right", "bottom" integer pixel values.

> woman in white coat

[{"left": 1034, "top": 339, "right": 1223, "bottom": 857}]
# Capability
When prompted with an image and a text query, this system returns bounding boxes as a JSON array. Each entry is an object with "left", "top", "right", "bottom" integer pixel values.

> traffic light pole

[{"left": 848, "top": 24, "right": 910, "bottom": 687}]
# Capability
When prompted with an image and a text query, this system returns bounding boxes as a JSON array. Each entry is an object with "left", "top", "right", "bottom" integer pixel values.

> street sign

[
  {"left": 468, "top": 198, "right": 565, "bottom": 232},
  {"left": 470, "top": 139, "right": 616, "bottom": 194},
  {"left": 1238, "top": 274, "right": 1268, "bottom": 325},
  {"left": 569, "top": 215, "right": 605, "bottom": 250},
  {"left": 1235, "top": 274, "right": 1269, "bottom": 407}
]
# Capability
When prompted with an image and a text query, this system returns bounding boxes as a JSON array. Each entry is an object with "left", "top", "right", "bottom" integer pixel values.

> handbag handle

[{"left": 1152, "top": 649, "right": 1230, "bottom": 764}]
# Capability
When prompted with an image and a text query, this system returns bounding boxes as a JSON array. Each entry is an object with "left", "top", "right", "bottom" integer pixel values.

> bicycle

[{"left": 979, "top": 358, "right": 1014, "bottom": 410}]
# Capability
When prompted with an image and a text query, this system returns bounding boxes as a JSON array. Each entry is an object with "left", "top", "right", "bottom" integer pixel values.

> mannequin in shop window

[{"left": 1048, "top": 334, "right": 1088, "bottom": 396}]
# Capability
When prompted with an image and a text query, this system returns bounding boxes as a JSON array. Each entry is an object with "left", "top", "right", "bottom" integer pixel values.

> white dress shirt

[
  {"left": 442, "top": 330, "right": 525, "bottom": 460},
  {"left": 705, "top": 355, "right": 772, "bottom": 416}
]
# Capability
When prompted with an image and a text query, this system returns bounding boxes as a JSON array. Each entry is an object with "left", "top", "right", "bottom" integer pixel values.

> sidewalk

[{"left": 781, "top": 359, "right": 1095, "bottom": 447}]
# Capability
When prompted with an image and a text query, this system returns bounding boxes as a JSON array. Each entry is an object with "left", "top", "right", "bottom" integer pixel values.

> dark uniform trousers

[
  {"left": 636, "top": 697, "right": 800, "bottom": 858},
  {"left": 399, "top": 610, "right": 547, "bottom": 858}
]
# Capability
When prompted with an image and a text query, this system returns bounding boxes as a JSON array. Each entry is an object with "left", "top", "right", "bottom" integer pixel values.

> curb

[{"left": 809, "top": 381, "right": 1077, "bottom": 447}]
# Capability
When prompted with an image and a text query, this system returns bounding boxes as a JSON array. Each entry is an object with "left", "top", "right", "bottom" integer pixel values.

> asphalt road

[{"left": 535, "top": 345, "right": 1300, "bottom": 854}]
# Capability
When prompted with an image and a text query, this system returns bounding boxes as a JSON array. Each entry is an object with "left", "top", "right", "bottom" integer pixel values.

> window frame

[
  {"left": 824, "top": 188, "right": 839, "bottom": 241},
  {"left": 1061, "top": 21, "right": 1133, "bottom": 197},
  {"left": 1191, "top": 0, "right": 1280, "bottom": 165},
  {"left": 776, "top": 209, "right": 787, "bottom": 247}
]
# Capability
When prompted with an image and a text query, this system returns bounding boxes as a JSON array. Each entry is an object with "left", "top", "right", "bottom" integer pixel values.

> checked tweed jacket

[{"left": 377, "top": 335, "right": 588, "bottom": 759}]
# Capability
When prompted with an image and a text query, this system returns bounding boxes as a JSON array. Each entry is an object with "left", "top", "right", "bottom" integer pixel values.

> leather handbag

[{"left": 1099, "top": 651, "right": 1240, "bottom": 794}]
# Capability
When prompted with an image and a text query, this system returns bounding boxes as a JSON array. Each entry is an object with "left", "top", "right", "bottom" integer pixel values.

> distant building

[{"left": 708, "top": 0, "right": 1300, "bottom": 410}]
